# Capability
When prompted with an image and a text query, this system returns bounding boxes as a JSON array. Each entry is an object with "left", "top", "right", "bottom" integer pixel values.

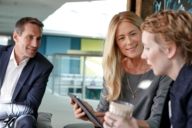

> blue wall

[
  {"left": 46, "top": 36, "right": 71, "bottom": 55},
  {"left": 39, "top": 35, "right": 81, "bottom": 74},
  {"left": 38, "top": 36, "right": 46, "bottom": 54}
]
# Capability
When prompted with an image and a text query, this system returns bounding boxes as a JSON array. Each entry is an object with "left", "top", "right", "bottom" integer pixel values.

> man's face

[{"left": 13, "top": 23, "right": 42, "bottom": 60}]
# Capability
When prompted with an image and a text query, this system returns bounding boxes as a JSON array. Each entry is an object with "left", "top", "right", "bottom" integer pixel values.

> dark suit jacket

[
  {"left": 169, "top": 64, "right": 192, "bottom": 128},
  {"left": 0, "top": 45, "right": 53, "bottom": 118}
]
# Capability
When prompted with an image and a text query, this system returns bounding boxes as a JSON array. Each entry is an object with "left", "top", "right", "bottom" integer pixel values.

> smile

[
  {"left": 127, "top": 44, "right": 138, "bottom": 50},
  {"left": 28, "top": 48, "right": 37, "bottom": 54}
]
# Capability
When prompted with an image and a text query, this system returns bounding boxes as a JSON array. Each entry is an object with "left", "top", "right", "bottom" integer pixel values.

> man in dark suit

[{"left": 0, "top": 17, "right": 53, "bottom": 128}]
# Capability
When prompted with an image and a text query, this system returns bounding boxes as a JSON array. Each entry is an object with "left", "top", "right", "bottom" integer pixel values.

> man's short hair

[{"left": 14, "top": 17, "right": 44, "bottom": 35}]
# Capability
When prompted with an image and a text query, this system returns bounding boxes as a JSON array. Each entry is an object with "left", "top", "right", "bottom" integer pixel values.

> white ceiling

[
  {"left": 43, "top": 0, "right": 126, "bottom": 38},
  {"left": 0, "top": 0, "right": 96, "bottom": 34}
]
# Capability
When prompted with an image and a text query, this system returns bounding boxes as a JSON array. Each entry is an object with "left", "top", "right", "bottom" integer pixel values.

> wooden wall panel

[
  {"left": 136, "top": 0, "right": 142, "bottom": 17},
  {"left": 141, "top": 0, "right": 154, "bottom": 19},
  {"left": 126, "top": 0, "right": 154, "bottom": 19}
]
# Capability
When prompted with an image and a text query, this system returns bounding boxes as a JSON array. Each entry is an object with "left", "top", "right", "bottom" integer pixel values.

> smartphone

[{"left": 68, "top": 93, "right": 103, "bottom": 128}]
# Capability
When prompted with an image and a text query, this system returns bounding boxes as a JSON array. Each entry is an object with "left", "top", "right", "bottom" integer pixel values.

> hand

[
  {"left": 0, "top": 104, "right": 8, "bottom": 120},
  {"left": 95, "top": 112, "right": 105, "bottom": 123},
  {"left": 70, "top": 99, "right": 94, "bottom": 121},
  {"left": 0, "top": 103, "right": 33, "bottom": 120},
  {"left": 103, "top": 112, "right": 138, "bottom": 128}
]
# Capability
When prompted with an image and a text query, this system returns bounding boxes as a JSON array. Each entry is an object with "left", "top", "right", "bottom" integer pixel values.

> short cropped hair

[
  {"left": 14, "top": 17, "right": 44, "bottom": 35},
  {"left": 141, "top": 10, "right": 192, "bottom": 64}
]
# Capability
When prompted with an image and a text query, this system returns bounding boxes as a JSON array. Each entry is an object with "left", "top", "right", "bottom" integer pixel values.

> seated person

[
  {"left": 141, "top": 10, "right": 192, "bottom": 128},
  {"left": 65, "top": 11, "right": 172, "bottom": 128},
  {"left": 0, "top": 17, "right": 53, "bottom": 128}
]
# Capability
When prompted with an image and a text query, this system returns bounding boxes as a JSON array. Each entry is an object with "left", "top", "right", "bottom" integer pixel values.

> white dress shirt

[{"left": 0, "top": 49, "right": 29, "bottom": 103}]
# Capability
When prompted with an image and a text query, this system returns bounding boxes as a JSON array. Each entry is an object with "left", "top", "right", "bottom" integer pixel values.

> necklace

[
  {"left": 126, "top": 74, "right": 141, "bottom": 99},
  {"left": 127, "top": 78, "right": 137, "bottom": 99}
]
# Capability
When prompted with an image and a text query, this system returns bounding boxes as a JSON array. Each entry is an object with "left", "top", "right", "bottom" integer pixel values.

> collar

[{"left": 10, "top": 48, "right": 29, "bottom": 66}]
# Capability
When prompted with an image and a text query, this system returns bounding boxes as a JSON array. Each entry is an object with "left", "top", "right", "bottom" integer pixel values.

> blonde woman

[{"left": 66, "top": 11, "right": 172, "bottom": 128}]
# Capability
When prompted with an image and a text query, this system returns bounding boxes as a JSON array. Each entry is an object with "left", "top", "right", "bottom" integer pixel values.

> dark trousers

[{"left": 14, "top": 115, "right": 37, "bottom": 128}]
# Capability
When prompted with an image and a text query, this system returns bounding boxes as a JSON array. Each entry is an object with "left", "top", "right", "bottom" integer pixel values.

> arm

[
  {"left": 94, "top": 83, "right": 109, "bottom": 123},
  {"left": 96, "top": 83, "right": 109, "bottom": 112},
  {"left": 15, "top": 62, "right": 53, "bottom": 112},
  {"left": 186, "top": 82, "right": 192, "bottom": 128},
  {"left": 26, "top": 67, "right": 52, "bottom": 110},
  {"left": 0, "top": 103, "right": 33, "bottom": 120},
  {"left": 146, "top": 76, "right": 172, "bottom": 128}
]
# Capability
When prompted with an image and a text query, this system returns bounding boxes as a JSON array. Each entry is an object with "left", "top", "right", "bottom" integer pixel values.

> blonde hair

[
  {"left": 141, "top": 10, "right": 192, "bottom": 64},
  {"left": 103, "top": 11, "right": 143, "bottom": 101}
]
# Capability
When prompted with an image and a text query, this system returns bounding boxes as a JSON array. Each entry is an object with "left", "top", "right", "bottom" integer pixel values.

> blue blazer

[
  {"left": 169, "top": 64, "right": 192, "bottom": 128},
  {"left": 0, "top": 45, "right": 53, "bottom": 118}
]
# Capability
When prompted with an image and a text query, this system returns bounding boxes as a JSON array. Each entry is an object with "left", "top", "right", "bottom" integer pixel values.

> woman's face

[
  {"left": 141, "top": 31, "right": 170, "bottom": 76},
  {"left": 115, "top": 21, "right": 143, "bottom": 58}
]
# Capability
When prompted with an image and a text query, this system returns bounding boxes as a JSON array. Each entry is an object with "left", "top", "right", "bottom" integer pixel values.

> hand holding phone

[
  {"left": 71, "top": 98, "right": 90, "bottom": 121},
  {"left": 69, "top": 94, "right": 103, "bottom": 128}
]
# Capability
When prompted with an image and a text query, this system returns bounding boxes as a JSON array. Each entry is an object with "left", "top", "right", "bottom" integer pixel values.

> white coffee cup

[{"left": 109, "top": 101, "right": 134, "bottom": 118}]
